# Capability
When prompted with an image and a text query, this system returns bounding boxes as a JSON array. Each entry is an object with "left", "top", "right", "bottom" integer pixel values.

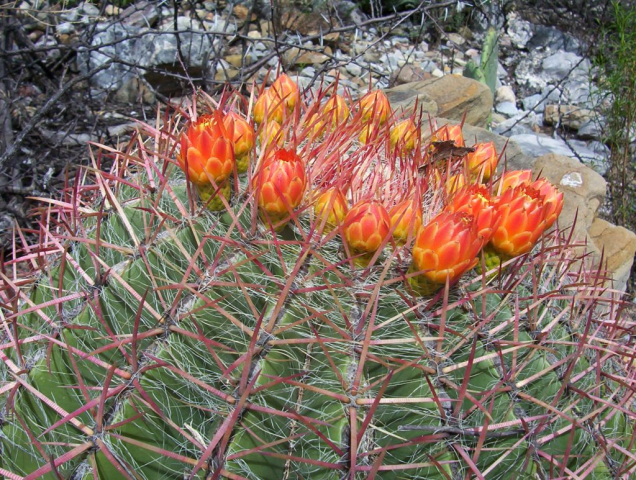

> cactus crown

[{"left": 1, "top": 75, "right": 635, "bottom": 479}]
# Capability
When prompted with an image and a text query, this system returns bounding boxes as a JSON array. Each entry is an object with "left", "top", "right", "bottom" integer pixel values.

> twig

[
  {"left": 399, "top": 424, "right": 526, "bottom": 439},
  {"left": 0, "top": 61, "right": 114, "bottom": 170}
]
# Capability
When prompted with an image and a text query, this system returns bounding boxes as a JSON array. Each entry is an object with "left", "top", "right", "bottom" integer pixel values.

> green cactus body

[
  {"left": 464, "top": 27, "right": 499, "bottom": 96},
  {"left": 1, "top": 86, "right": 634, "bottom": 479}
]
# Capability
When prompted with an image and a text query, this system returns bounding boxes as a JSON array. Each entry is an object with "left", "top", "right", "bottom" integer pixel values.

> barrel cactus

[{"left": 1, "top": 74, "right": 634, "bottom": 479}]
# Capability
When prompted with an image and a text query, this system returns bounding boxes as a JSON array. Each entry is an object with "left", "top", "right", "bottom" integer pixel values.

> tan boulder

[
  {"left": 588, "top": 219, "right": 636, "bottom": 293},
  {"left": 385, "top": 76, "right": 493, "bottom": 127},
  {"left": 533, "top": 154, "right": 606, "bottom": 241},
  {"left": 544, "top": 104, "right": 594, "bottom": 131},
  {"left": 384, "top": 87, "right": 438, "bottom": 116},
  {"left": 532, "top": 153, "right": 636, "bottom": 293}
]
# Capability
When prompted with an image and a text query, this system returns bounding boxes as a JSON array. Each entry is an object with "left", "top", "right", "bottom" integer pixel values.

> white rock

[
  {"left": 300, "top": 66, "right": 315, "bottom": 78},
  {"left": 56, "top": 22, "right": 75, "bottom": 35},
  {"left": 447, "top": 32, "right": 465, "bottom": 46},
  {"left": 81, "top": 2, "right": 100, "bottom": 16},
  {"left": 560, "top": 172, "right": 583, "bottom": 188},
  {"left": 542, "top": 52, "right": 590, "bottom": 80},
  {"left": 506, "top": 12, "right": 533, "bottom": 49},
  {"left": 431, "top": 68, "right": 443, "bottom": 78},
  {"left": 346, "top": 63, "right": 362, "bottom": 77},
  {"left": 495, "top": 101, "right": 519, "bottom": 116},
  {"left": 495, "top": 85, "right": 516, "bottom": 104}
]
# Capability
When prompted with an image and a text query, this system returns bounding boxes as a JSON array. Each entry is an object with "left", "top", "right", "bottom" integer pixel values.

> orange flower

[
  {"left": 531, "top": 178, "right": 564, "bottom": 229},
  {"left": 259, "top": 120, "right": 285, "bottom": 149},
  {"left": 253, "top": 149, "right": 306, "bottom": 228},
  {"left": 389, "top": 198, "right": 422, "bottom": 244},
  {"left": 466, "top": 142, "right": 498, "bottom": 181},
  {"left": 432, "top": 124, "right": 465, "bottom": 147},
  {"left": 253, "top": 90, "right": 285, "bottom": 124},
  {"left": 178, "top": 114, "right": 235, "bottom": 186},
  {"left": 498, "top": 170, "right": 532, "bottom": 192},
  {"left": 412, "top": 211, "right": 484, "bottom": 285},
  {"left": 390, "top": 119, "right": 418, "bottom": 152},
  {"left": 343, "top": 201, "right": 391, "bottom": 254},
  {"left": 359, "top": 90, "right": 391, "bottom": 125},
  {"left": 490, "top": 185, "right": 547, "bottom": 258},
  {"left": 223, "top": 112, "right": 254, "bottom": 173},
  {"left": 271, "top": 73, "right": 300, "bottom": 111},
  {"left": 323, "top": 94, "right": 350, "bottom": 130},
  {"left": 223, "top": 112, "right": 254, "bottom": 158},
  {"left": 314, "top": 187, "right": 348, "bottom": 231},
  {"left": 447, "top": 185, "right": 500, "bottom": 243},
  {"left": 359, "top": 123, "right": 379, "bottom": 144},
  {"left": 446, "top": 173, "right": 466, "bottom": 196}
]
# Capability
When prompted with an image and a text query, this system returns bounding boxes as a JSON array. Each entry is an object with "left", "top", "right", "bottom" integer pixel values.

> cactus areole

[{"left": 1, "top": 75, "right": 634, "bottom": 480}]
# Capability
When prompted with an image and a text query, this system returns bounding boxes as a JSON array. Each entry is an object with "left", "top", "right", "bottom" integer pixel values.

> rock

[
  {"left": 510, "top": 133, "right": 574, "bottom": 159},
  {"left": 532, "top": 154, "right": 606, "bottom": 242},
  {"left": 522, "top": 93, "right": 546, "bottom": 113},
  {"left": 40, "top": 128, "right": 97, "bottom": 146},
  {"left": 544, "top": 104, "right": 593, "bottom": 131},
  {"left": 79, "top": 23, "right": 218, "bottom": 92},
  {"left": 362, "top": 50, "right": 380, "bottom": 63},
  {"left": 491, "top": 112, "right": 507, "bottom": 124},
  {"left": 56, "top": 22, "right": 75, "bottom": 35},
  {"left": 346, "top": 63, "right": 362, "bottom": 77},
  {"left": 527, "top": 25, "right": 581, "bottom": 53},
  {"left": 281, "top": 9, "right": 338, "bottom": 35},
  {"left": 300, "top": 66, "right": 316, "bottom": 78},
  {"left": 225, "top": 54, "right": 251, "bottom": 68},
  {"left": 81, "top": 2, "right": 100, "bottom": 16},
  {"left": 295, "top": 51, "right": 330, "bottom": 65},
  {"left": 215, "top": 68, "right": 239, "bottom": 81},
  {"left": 447, "top": 32, "right": 465, "bottom": 46},
  {"left": 509, "top": 132, "right": 608, "bottom": 171},
  {"left": 562, "top": 77, "right": 591, "bottom": 105},
  {"left": 387, "top": 76, "right": 492, "bottom": 127},
  {"left": 121, "top": 1, "right": 159, "bottom": 27},
  {"left": 495, "top": 85, "right": 516, "bottom": 104},
  {"left": 233, "top": 5, "right": 256, "bottom": 22},
  {"left": 105, "top": 5, "right": 120, "bottom": 16},
  {"left": 506, "top": 12, "right": 533, "bottom": 49},
  {"left": 383, "top": 85, "right": 438, "bottom": 116},
  {"left": 203, "top": 14, "right": 237, "bottom": 34},
  {"left": 114, "top": 77, "right": 155, "bottom": 104},
  {"left": 495, "top": 101, "right": 519, "bottom": 116},
  {"left": 541, "top": 52, "right": 590, "bottom": 81},
  {"left": 588, "top": 219, "right": 636, "bottom": 293},
  {"left": 431, "top": 68, "right": 443, "bottom": 78},
  {"left": 570, "top": 139, "right": 610, "bottom": 175},
  {"left": 492, "top": 111, "right": 542, "bottom": 137},
  {"left": 577, "top": 119, "right": 603, "bottom": 140},
  {"left": 389, "top": 65, "right": 430, "bottom": 86},
  {"left": 380, "top": 52, "right": 402, "bottom": 70},
  {"left": 61, "top": 7, "right": 80, "bottom": 22},
  {"left": 36, "top": 35, "right": 62, "bottom": 61}
]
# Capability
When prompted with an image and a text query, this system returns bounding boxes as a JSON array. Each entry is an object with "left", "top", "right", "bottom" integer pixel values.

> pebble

[
  {"left": 495, "top": 101, "right": 520, "bottom": 117},
  {"left": 495, "top": 85, "right": 516, "bottom": 104},
  {"left": 105, "top": 5, "right": 120, "bottom": 16},
  {"left": 56, "top": 22, "right": 75, "bottom": 35},
  {"left": 346, "top": 63, "right": 362, "bottom": 77},
  {"left": 81, "top": 2, "right": 100, "bottom": 16},
  {"left": 300, "top": 66, "right": 316, "bottom": 78}
]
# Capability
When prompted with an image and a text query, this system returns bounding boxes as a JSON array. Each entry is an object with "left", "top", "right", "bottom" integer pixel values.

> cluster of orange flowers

[{"left": 176, "top": 74, "right": 564, "bottom": 294}]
